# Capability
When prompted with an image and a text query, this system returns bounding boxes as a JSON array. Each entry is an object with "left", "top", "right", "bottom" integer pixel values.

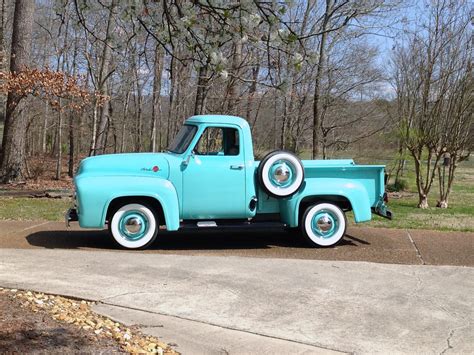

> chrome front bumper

[{"left": 65, "top": 208, "right": 78, "bottom": 227}]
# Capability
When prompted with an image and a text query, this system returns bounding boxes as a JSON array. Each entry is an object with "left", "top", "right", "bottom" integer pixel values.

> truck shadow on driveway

[{"left": 25, "top": 228, "right": 362, "bottom": 251}]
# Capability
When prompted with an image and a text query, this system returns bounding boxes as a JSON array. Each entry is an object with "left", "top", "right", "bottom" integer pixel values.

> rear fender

[{"left": 280, "top": 178, "right": 372, "bottom": 227}]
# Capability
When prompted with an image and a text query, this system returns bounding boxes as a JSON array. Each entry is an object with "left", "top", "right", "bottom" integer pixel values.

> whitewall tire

[
  {"left": 302, "top": 203, "right": 346, "bottom": 247},
  {"left": 109, "top": 203, "right": 158, "bottom": 249},
  {"left": 258, "top": 150, "right": 304, "bottom": 198}
]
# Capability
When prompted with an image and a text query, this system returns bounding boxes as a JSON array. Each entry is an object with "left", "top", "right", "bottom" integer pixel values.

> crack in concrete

[
  {"left": 439, "top": 321, "right": 472, "bottom": 355},
  {"left": 98, "top": 301, "right": 349, "bottom": 354},
  {"left": 440, "top": 328, "right": 455, "bottom": 355},
  {"left": 406, "top": 230, "right": 425, "bottom": 265},
  {"left": 408, "top": 270, "right": 424, "bottom": 298},
  {"left": 99, "top": 291, "right": 161, "bottom": 302},
  {"left": 140, "top": 324, "right": 164, "bottom": 329}
]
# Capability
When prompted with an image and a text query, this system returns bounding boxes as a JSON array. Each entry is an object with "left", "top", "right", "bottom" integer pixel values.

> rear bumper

[
  {"left": 65, "top": 208, "right": 78, "bottom": 227},
  {"left": 372, "top": 200, "right": 393, "bottom": 220}
]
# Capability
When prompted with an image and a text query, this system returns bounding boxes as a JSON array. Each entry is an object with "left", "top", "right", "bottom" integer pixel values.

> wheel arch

[
  {"left": 106, "top": 196, "right": 165, "bottom": 227},
  {"left": 279, "top": 178, "right": 373, "bottom": 227},
  {"left": 298, "top": 195, "right": 352, "bottom": 225},
  {"left": 102, "top": 188, "right": 180, "bottom": 231}
]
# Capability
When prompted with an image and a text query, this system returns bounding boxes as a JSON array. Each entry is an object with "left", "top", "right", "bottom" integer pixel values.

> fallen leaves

[{"left": 0, "top": 287, "right": 176, "bottom": 354}]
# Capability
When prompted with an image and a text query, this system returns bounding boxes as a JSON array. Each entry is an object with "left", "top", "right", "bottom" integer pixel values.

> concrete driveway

[{"left": 0, "top": 222, "right": 473, "bottom": 354}]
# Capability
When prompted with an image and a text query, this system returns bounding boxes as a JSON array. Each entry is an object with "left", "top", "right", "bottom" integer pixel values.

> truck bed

[{"left": 256, "top": 159, "right": 385, "bottom": 217}]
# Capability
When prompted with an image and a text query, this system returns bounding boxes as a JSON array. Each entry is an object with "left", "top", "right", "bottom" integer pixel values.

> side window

[{"left": 194, "top": 127, "right": 240, "bottom": 156}]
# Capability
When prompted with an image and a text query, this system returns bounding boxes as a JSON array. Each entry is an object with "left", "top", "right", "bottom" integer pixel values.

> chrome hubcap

[
  {"left": 269, "top": 160, "right": 295, "bottom": 187},
  {"left": 124, "top": 217, "right": 143, "bottom": 234},
  {"left": 311, "top": 210, "right": 338, "bottom": 238},
  {"left": 274, "top": 164, "right": 291, "bottom": 183},
  {"left": 316, "top": 214, "right": 333, "bottom": 232},
  {"left": 119, "top": 211, "right": 148, "bottom": 241}
]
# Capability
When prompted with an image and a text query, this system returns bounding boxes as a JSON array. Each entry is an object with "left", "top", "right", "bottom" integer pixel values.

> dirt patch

[{"left": 0, "top": 288, "right": 177, "bottom": 354}]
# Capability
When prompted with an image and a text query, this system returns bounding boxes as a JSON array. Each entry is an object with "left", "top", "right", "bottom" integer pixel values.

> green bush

[{"left": 387, "top": 178, "right": 409, "bottom": 192}]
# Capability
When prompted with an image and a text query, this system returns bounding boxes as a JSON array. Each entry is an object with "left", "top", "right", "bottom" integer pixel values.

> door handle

[{"left": 230, "top": 164, "right": 244, "bottom": 170}]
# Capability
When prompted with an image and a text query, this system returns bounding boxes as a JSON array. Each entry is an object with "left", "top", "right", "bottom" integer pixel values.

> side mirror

[{"left": 182, "top": 150, "right": 195, "bottom": 167}]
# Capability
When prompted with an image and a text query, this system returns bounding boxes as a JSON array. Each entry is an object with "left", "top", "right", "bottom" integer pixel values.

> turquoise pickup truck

[{"left": 66, "top": 115, "right": 391, "bottom": 249}]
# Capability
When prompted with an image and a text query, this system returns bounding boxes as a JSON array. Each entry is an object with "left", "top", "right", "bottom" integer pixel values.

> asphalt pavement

[{"left": 0, "top": 221, "right": 473, "bottom": 354}]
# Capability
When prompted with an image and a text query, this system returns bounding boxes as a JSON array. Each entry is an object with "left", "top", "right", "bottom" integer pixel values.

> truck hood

[{"left": 76, "top": 153, "right": 170, "bottom": 179}]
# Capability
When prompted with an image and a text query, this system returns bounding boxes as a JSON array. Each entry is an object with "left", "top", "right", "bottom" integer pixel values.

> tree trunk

[
  {"left": 120, "top": 90, "right": 130, "bottom": 153},
  {"left": 312, "top": 0, "right": 332, "bottom": 159},
  {"left": 55, "top": 102, "right": 62, "bottom": 180},
  {"left": 418, "top": 194, "right": 429, "bottom": 209},
  {"left": 68, "top": 110, "right": 74, "bottom": 177},
  {"left": 55, "top": 6, "right": 70, "bottom": 180},
  {"left": 0, "top": 0, "right": 35, "bottom": 183},
  {"left": 194, "top": 63, "right": 209, "bottom": 115},
  {"left": 42, "top": 103, "right": 49, "bottom": 153},
  {"left": 94, "top": 0, "right": 116, "bottom": 155},
  {"left": 131, "top": 47, "right": 143, "bottom": 153},
  {"left": 150, "top": 45, "right": 164, "bottom": 152},
  {"left": 436, "top": 199, "right": 448, "bottom": 208},
  {"left": 0, "top": 0, "right": 6, "bottom": 125},
  {"left": 246, "top": 63, "right": 259, "bottom": 121},
  {"left": 225, "top": 39, "right": 242, "bottom": 115},
  {"left": 68, "top": 39, "right": 78, "bottom": 178},
  {"left": 89, "top": 102, "right": 98, "bottom": 156}
]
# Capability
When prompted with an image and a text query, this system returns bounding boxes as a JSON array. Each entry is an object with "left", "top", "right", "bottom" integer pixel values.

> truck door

[{"left": 182, "top": 126, "right": 247, "bottom": 219}]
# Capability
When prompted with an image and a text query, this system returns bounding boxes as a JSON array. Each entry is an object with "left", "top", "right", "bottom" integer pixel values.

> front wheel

[
  {"left": 109, "top": 203, "right": 158, "bottom": 249},
  {"left": 301, "top": 203, "right": 346, "bottom": 247}
]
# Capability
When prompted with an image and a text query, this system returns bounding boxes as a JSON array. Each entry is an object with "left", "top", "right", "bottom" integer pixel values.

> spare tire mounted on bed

[{"left": 258, "top": 150, "right": 304, "bottom": 198}]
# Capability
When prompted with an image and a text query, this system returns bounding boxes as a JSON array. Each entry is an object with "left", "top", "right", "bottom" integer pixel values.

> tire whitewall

[
  {"left": 109, "top": 203, "right": 158, "bottom": 249},
  {"left": 258, "top": 151, "right": 304, "bottom": 198},
  {"left": 302, "top": 203, "right": 346, "bottom": 247}
]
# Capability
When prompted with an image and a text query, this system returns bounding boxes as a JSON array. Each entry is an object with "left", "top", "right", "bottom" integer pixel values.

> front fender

[
  {"left": 75, "top": 175, "right": 180, "bottom": 231},
  {"left": 280, "top": 178, "right": 372, "bottom": 227}
]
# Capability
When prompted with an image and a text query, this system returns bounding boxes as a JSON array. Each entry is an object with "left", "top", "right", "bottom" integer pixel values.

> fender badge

[{"left": 141, "top": 166, "right": 160, "bottom": 172}]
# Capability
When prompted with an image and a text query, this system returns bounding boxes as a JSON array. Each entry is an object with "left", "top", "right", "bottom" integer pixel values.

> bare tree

[
  {"left": 437, "top": 64, "right": 473, "bottom": 208},
  {"left": 93, "top": 0, "right": 116, "bottom": 155},
  {"left": 0, "top": 0, "right": 6, "bottom": 125},
  {"left": 150, "top": 44, "right": 164, "bottom": 152},
  {"left": 394, "top": 0, "right": 472, "bottom": 208},
  {"left": 0, "top": 0, "right": 35, "bottom": 183}
]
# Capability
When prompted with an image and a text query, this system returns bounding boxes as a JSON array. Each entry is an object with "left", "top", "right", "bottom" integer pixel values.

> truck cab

[
  {"left": 67, "top": 115, "right": 391, "bottom": 249},
  {"left": 168, "top": 115, "right": 258, "bottom": 220}
]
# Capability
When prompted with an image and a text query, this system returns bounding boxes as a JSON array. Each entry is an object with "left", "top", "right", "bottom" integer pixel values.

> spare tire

[{"left": 258, "top": 150, "right": 304, "bottom": 198}]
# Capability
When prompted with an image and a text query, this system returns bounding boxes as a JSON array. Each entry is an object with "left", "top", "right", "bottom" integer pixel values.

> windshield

[{"left": 167, "top": 124, "right": 197, "bottom": 154}]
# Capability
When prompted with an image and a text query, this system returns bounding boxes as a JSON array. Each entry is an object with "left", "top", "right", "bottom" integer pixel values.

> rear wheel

[
  {"left": 109, "top": 203, "right": 158, "bottom": 249},
  {"left": 301, "top": 203, "right": 346, "bottom": 247}
]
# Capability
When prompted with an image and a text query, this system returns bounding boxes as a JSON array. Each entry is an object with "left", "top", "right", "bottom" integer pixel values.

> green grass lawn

[
  {"left": 350, "top": 155, "right": 474, "bottom": 232},
  {"left": 0, "top": 197, "right": 72, "bottom": 221}
]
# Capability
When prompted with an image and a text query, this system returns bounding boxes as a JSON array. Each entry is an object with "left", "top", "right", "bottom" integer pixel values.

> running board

[
  {"left": 197, "top": 221, "right": 217, "bottom": 228},
  {"left": 180, "top": 220, "right": 286, "bottom": 230}
]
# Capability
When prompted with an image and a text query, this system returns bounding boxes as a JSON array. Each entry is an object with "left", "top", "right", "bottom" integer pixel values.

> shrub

[{"left": 387, "top": 178, "right": 409, "bottom": 192}]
